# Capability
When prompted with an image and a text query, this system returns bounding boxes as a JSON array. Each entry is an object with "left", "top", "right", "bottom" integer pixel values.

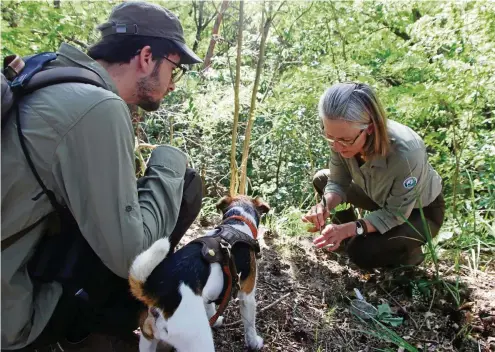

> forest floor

[{"left": 177, "top": 216, "right": 495, "bottom": 352}]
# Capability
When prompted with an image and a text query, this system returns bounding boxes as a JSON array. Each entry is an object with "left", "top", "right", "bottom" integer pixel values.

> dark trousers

[
  {"left": 313, "top": 169, "right": 445, "bottom": 269},
  {"left": 15, "top": 168, "right": 203, "bottom": 351}
]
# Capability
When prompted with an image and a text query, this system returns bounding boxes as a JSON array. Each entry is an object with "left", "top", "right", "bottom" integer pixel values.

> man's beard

[{"left": 136, "top": 73, "right": 162, "bottom": 112}]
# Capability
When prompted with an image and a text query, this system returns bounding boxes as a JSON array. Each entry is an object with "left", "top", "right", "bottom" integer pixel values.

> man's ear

[
  {"left": 253, "top": 196, "right": 270, "bottom": 215},
  {"left": 216, "top": 195, "right": 233, "bottom": 213},
  {"left": 136, "top": 45, "right": 154, "bottom": 75}
]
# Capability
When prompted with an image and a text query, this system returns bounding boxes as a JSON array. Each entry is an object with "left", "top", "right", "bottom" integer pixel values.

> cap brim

[{"left": 174, "top": 41, "right": 202, "bottom": 65}]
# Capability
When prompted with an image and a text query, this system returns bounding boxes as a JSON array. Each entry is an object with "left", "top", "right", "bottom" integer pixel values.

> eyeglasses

[
  {"left": 162, "top": 56, "right": 188, "bottom": 83},
  {"left": 322, "top": 128, "right": 366, "bottom": 147},
  {"left": 135, "top": 49, "right": 188, "bottom": 83}
]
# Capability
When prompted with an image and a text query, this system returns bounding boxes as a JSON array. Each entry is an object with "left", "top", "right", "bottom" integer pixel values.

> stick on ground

[{"left": 224, "top": 292, "right": 292, "bottom": 327}]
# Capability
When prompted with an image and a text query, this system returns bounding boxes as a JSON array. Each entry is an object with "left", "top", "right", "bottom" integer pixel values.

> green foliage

[
  {"left": 376, "top": 303, "right": 404, "bottom": 327},
  {"left": 1, "top": 0, "right": 115, "bottom": 55}
]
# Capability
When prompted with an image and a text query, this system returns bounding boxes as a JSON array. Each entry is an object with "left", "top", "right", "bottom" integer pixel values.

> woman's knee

[
  {"left": 347, "top": 234, "right": 426, "bottom": 269},
  {"left": 312, "top": 169, "right": 330, "bottom": 196},
  {"left": 346, "top": 238, "right": 379, "bottom": 269}
]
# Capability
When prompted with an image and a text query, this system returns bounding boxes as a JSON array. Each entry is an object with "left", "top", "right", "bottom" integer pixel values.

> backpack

[
  {"left": 1, "top": 52, "right": 115, "bottom": 289},
  {"left": 1, "top": 52, "right": 106, "bottom": 128}
]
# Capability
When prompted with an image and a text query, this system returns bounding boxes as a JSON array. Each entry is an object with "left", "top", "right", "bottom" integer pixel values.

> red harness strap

[
  {"left": 225, "top": 215, "right": 258, "bottom": 239},
  {"left": 208, "top": 216, "right": 257, "bottom": 327},
  {"left": 208, "top": 261, "right": 234, "bottom": 327}
]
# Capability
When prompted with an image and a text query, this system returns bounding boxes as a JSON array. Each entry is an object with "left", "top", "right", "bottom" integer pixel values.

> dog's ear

[
  {"left": 216, "top": 195, "right": 233, "bottom": 213},
  {"left": 253, "top": 196, "right": 270, "bottom": 215}
]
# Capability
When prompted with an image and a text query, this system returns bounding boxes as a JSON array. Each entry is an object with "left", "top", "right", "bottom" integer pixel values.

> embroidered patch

[{"left": 403, "top": 176, "right": 418, "bottom": 189}]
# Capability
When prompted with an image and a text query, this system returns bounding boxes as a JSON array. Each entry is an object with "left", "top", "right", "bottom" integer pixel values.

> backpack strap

[
  {"left": 15, "top": 105, "right": 65, "bottom": 215},
  {"left": 15, "top": 67, "right": 106, "bottom": 96},
  {"left": 15, "top": 66, "right": 107, "bottom": 212}
]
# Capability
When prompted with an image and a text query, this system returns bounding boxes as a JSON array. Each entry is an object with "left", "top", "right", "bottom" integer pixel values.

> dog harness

[{"left": 191, "top": 217, "right": 261, "bottom": 327}]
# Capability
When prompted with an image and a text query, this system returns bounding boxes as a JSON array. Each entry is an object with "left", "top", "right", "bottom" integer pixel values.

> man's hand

[
  {"left": 313, "top": 223, "right": 354, "bottom": 251},
  {"left": 302, "top": 201, "right": 329, "bottom": 232}
]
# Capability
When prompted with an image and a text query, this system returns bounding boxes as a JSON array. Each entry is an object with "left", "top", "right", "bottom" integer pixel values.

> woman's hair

[
  {"left": 318, "top": 82, "right": 390, "bottom": 157},
  {"left": 87, "top": 35, "right": 180, "bottom": 65}
]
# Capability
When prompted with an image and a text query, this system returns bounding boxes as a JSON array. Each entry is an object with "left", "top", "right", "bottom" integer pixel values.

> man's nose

[{"left": 168, "top": 81, "right": 176, "bottom": 92}]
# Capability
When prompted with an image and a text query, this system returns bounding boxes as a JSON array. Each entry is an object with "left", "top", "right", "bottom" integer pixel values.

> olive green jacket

[{"left": 1, "top": 43, "right": 187, "bottom": 349}]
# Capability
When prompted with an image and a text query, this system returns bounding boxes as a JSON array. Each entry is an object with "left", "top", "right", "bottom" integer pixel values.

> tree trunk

[
  {"left": 203, "top": 0, "right": 230, "bottom": 70},
  {"left": 192, "top": 1, "right": 204, "bottom": 52},
  {"left": 169, "top": 115, "right": 174, "bottom": 146},
  {"left": 238, "top": 2, "right": 273, "bottom": 194},
  {"left": 228, "top": 0, "right": 244, "bottom": 196}
]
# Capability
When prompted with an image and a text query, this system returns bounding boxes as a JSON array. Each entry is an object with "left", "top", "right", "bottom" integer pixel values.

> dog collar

[{"left": 223, "top": 215, "right": 258, "bottom": 239}]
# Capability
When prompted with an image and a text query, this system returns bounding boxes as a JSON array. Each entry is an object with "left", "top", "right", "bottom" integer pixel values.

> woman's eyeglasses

[{"left": 322, "top": 128, "right": 366, "bottom": 147}]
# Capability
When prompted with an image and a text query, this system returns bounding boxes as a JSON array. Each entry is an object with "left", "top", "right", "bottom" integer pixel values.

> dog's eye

[{"left": 149, "top": 307, "right": 160, "bottom": 319}]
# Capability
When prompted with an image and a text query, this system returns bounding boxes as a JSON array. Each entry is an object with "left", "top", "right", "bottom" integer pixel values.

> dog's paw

[
  {"left": 246, "top": 335, "right": 263, "bottom": 350},
  {"left": 212, "top": 316, "right": 224, "bottom": 328}
]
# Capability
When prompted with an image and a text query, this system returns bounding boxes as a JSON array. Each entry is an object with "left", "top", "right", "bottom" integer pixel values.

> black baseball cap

[{"left": 97, "top": 1, "right": 202, "bottom": 65}]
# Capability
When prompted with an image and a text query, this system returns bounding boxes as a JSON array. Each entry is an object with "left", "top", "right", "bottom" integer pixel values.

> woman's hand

[
  {"left": 313, "top": 223, "right": 353, "bottom": 251},
  {"left": 301, "top": 201, "right": 329, "bottom": 232}
]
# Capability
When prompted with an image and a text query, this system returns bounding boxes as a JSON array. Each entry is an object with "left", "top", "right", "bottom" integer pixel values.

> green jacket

[
  {"left": 1, "top": 43, "right": 187, "bottom": 349},
  {"left": 324, "top": 119, "right": 442, "bottom": 234}
]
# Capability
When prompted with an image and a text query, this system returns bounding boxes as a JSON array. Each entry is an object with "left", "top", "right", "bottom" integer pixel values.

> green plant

[{"left": 357, "top": 317, "right": 419, "bottom": 352}]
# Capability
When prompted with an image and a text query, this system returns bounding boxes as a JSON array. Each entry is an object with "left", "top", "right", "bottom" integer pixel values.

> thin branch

[
  {"left": 378, "top": 284, "right": 419, "bottom": 329},
  {"left": 287, "top": 2, "right": 314, "bottom": 35},
  {"left": 223, "top": 292, "right": 291, "bottom": 327}
]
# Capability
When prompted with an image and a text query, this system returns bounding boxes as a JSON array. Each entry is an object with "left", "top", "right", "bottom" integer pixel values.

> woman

[{"left": 302, "top": 82, "right": 445, "bottom": 269}]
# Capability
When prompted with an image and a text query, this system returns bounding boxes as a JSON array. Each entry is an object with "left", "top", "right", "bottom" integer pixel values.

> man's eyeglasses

[
  {"left": 322, "top": 127, "right": 366, "bottom": 147},
  {"left": 135, "top": 49, "right": 188, "bottom": 83},
  {"left": 162, "top": 56, "right": 187, "bottom": 83}
]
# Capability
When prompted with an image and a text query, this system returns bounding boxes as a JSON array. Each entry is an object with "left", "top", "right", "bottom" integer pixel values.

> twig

[
  {"left": 415, "top": 287, "right": 437, "bottom": 337},
  {"left": 224, "top": 292, "right": 291, "bottom": 327},
  {"left": 428, "top": 288, "right": 437, "bottom": 313},
  {"left": 258, "top": 278, "right": 282, "bottom": 291},
  {"left": 413, "top": 338, "right": 439, "bottom": 344},
  {"left": 378, "top": 284, "right": 419, "bottom": 329},
  {"left": 135, "top": 143, "right": 158, "bottom": 151}
]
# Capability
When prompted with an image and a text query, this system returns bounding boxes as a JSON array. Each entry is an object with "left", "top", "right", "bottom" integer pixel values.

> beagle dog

[{"left": 129, "top": 195, "right": 270, "bottom": 352}]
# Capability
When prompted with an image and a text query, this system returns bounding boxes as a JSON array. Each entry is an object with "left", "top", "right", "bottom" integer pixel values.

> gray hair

[
  {"left": 318, "top": 81, "right": 390, "bottom": 157},
  {"left": 318, "top": 82, "right": 374, "bottom": 129}
]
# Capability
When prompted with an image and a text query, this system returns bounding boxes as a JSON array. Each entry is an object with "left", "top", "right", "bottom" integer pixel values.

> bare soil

[{"left": 178, "top": 220, "right": 495, "bottom": 352}]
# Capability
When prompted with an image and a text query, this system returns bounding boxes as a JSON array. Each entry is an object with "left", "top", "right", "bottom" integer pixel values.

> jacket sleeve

[
  {"left": 324, "top": 150, "right": 352, "bottom": 202},
  {"left": 364, "top": 148, "right": 427, "bottom": 234},
  {"left": 52, "top": 97, "right": 187, "bottom": 278}
]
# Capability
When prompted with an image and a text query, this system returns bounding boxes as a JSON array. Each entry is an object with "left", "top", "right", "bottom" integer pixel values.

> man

[{"left": 1, "top": 2, "right": 202, "bottom": 351}]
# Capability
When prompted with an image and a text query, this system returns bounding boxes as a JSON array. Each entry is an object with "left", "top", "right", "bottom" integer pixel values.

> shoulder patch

[{"left": 403, "top": 176, "right": 417, "bottom": 189}]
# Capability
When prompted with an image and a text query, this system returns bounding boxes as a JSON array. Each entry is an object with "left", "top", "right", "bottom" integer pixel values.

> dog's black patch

[
  {"left": 231, "top": 243, "right": 252, "bottom": 281},
  {"left": 144, "top": 242, "right": 210, "bottom": 315}
]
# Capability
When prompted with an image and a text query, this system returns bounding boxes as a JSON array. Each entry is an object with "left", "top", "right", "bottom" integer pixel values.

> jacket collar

[{"left": 55, "top": 43, "right": 119, "bottom": 96}]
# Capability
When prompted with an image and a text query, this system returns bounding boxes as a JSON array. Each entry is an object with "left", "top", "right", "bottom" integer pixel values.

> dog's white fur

[
  {"left": 130, "top": 238, "right": 170, "bottom": 283},
  {"left": 129, "top": 204, "right": 263, "bottom": 352}
]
